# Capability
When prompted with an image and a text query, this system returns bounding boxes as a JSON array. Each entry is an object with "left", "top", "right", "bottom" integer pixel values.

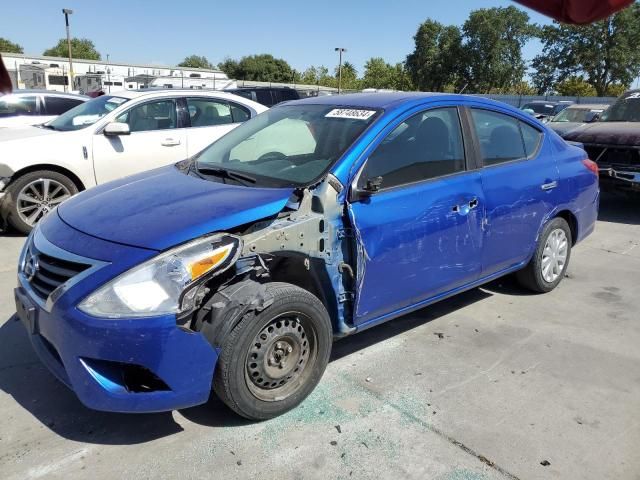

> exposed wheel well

[
  {"left": 10, "top": 165, "right": 86, "bottom": 192},
  {"left": 555, "top": 210, "right": 578, "bottom": 245}
]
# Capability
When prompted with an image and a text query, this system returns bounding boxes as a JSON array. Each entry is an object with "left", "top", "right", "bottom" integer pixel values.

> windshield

[
  {"left": 195, "top": 104, "right": 380, "bottom": 187},
  {"left": 47, "top": 95, "right": 128, "bottom": 131},
  {"left": 600, "top": 92, "right": 640, "bottom": 122},
  {"left": 522, "top": 103, "right": 555, "bottom": 115},
  {"left": 552, "top": 108, "right": 600, "bottom": 123}
]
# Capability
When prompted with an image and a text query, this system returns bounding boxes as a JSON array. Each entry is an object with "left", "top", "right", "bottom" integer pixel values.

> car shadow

[
  {"left": 1, "top": 286, "right": 494, "bottom": 440},
  {"left": 598, "top": 192, "right": 640, "bottom": 225}
]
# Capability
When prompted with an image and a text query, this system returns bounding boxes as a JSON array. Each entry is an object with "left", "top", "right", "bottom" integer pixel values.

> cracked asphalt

[{"left": 1, "top": 193, "right": 639, "bottom": 480}]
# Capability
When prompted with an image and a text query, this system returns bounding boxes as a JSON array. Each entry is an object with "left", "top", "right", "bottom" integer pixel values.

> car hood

[
  {"left": 57, "top": 165, "right": 294, "bottom": 251},
  {"left": 548, "top": 122, "right": 586, "bottom": 137},
  {"left": 562, "top": 122, "right": 640, "bottom": 146},
  {"left": 0, "top": 125, "right": 57, "bottom": 142}
]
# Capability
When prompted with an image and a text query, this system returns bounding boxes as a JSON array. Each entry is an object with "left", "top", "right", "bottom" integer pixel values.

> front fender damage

[{"left": 191, "top": 175, "right": 357, "bottom": 345}]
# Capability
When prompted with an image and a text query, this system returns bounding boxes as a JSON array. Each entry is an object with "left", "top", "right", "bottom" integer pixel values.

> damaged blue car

[{"left": 15, "top": 93, "right": 599, "bottom": 419}]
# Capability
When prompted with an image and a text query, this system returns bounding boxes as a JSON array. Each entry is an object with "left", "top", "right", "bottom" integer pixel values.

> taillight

[{"left": 582, "top": 158, "right": 599, "bottom": 178}]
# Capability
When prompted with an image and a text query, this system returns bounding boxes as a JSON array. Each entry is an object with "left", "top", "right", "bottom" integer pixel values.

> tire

[
  {"left": 516, "top": 217, "right": 572, "bottom": 293},
  {"left": 213, "top": 282, "right": 333, "bottom": 420},
  {"left": 3, "top": 170, "right": 78, "bottom": 234}
]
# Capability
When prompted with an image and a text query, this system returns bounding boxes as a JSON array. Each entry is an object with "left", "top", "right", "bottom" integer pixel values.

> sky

[{"left": 1, "top": 0, "right": 553, "bottom": 75}]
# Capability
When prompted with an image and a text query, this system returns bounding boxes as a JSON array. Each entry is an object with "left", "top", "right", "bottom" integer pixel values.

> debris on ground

[
  {"left": 434, "top": 332, "right": 444, "bottom": 339},
  {"left": 335, "top": 425, "right": 342, "bottom": 434},
  {"left": 540, "top": 460, "right": 551, "bottom": 466}
]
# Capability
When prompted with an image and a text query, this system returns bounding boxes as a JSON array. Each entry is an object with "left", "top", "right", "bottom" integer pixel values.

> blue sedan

[{"left": 14, "top": 93, "right": 599, "bottom": 419}]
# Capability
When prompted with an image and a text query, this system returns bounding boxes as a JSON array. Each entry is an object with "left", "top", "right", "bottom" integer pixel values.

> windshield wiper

[
  {"left": 196, "top": 165, "right": 257, "bottom": 185},
  {"left": 39, "top": 124, "right": 58, "bottom": 130}
]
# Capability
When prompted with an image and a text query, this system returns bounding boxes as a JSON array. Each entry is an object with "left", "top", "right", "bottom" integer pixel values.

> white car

[
  {"left": 0, "top": 90, "right": 88, "bottom": 129},
  {"left": 0, "top": 89, "right": 267, "bottom": 233}
]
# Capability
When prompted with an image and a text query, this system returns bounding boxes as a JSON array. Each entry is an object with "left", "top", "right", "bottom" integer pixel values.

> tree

[
  {"left": 460, "top": 6, "right": 536, "bottom": 93},
  {"left": 334, "top": 61, "right": 360, "bottom": 90},
  {"left": 0, "top": 38, "right": 23, "bottom": 54},
  {"left": 532, "top": 4, "right": 640, "bottom": 96},
  {"left": 555, "top": 76, "right": 597, "bottom": 96},
  {"left": 222, "top": 54, "right": 294, "bottom": 82},
  {"left": 218, "top": 58, "right": 240, "bottom": 78},
  {"left": 362, "top": 58, "right": 410, "bottom": 90},
  {"left": 43, "top": 38, "right": 100, "bottom": 60},
  {"left": 178, "top": 55, "right": 214, "bottom": 69},
  {"left": 406, "top": 20, "right": 463, "bottom": 92}
]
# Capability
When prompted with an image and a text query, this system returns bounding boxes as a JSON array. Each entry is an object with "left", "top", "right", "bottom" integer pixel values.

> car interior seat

[{"left": 487, "top": 125, "right": 523, "bottom": 164}]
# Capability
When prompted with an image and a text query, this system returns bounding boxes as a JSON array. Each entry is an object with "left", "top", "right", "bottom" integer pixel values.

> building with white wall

[{"left": 1, "top": 52, "right": 233, "bottom": 92}]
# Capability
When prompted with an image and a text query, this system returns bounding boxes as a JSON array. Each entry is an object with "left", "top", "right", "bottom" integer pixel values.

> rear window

[
  {"left": 44, "top": 97, "right": 85, "bottom": 115},
  {"left": 0, "top": 95, "right": 38, "bottom": 117}
]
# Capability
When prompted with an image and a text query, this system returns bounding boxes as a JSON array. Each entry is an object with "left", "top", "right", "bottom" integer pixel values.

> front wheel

[
  {"left": 516, "top": 217, "right": 572, "bottom": 293},
  {"left": 213, "top": 282, "right": 333, "bottom": 420},
  {"left": 4, "top": 170, "right": 78, "bottom": 234}
]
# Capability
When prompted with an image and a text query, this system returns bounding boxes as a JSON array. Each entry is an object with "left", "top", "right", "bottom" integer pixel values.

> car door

[
  {"left": 347, "top": 106, "right": 485, "bottom": 325},
  {"left": 466, "top": 107, "right": 558, "bottom": 276},
  {"left": 0, "top": 94, "right": 40, "bottom": 128},
  {"left": 184, "top": 97, "right": 249, "bottom": 156},
  {"left": 92, "top": 97, "right": 187, "bottom": 183}
]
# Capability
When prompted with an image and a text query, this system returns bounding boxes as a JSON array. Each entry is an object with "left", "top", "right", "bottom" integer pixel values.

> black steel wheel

[{"left": 213, "top": 282, "right": 332, "bottom": 420}]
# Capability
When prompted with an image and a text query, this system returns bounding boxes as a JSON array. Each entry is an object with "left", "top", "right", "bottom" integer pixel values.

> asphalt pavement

[{"left": 1, "top": 194, "right": 639, "bottom": 480}]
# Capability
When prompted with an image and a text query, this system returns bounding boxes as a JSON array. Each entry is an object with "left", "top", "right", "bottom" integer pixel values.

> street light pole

[
  {"left": 335, "top": 47, "right": 346, "bottom": 94},
  {"left": 106, "top": 53, "right": 111, "bottom": 93},
  {"left": 62, "top": 9, "right": 74, "bottom": 92}
]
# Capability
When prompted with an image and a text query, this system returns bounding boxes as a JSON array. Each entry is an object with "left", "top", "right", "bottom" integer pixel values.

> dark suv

[{"left": 226, "top": 87, "right": 313, "bottom": 107}]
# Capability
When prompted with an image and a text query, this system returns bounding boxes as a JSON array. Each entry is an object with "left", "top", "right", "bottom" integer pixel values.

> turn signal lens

[
  {"left": 188, "top": 244, "right": 233, "bottom": 280},
  {"left": 582, "top": 158, "right": 599, "bottom": 177}
]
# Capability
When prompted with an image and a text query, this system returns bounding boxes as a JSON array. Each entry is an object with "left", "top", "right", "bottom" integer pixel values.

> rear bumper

[
  {"left": 15, "top": 282, "right": 218, "bottom": 413},
  {"left": 599, "top": 167, "right": 640, "bottom": 193}
]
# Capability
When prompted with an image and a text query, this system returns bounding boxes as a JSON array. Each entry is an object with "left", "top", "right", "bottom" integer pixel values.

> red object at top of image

[{"left": 515, "top": 0, "right": 633, "bottom": 24}]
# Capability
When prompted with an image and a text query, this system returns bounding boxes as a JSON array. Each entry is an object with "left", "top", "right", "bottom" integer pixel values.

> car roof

[
  {"left": 283, "top": 92, "right": 519, "bottom": 112},
  {"left": 107, "top": 89, "right": 258, "bottom": 101},
  {"left": 1, "top": 89, "right": 88, "bottom": 99},
  {"left": 565, "top": 103, "right": 609, "bottom": 110}
]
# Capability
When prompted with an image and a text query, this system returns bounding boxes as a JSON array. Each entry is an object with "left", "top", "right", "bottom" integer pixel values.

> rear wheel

[
  {"left": 4, "top": 170, "right": 78, "bottom": 234},
  {"left": 213, "top": 282, "right": 332, "bottom": 420},
  {"left": 516, "top": 217, "right": 572, "bottom": 293}
]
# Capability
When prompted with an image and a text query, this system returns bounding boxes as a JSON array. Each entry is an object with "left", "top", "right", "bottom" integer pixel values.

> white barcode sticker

[{"left": 325, "top": 108, "right": 376, "bottom": 120}]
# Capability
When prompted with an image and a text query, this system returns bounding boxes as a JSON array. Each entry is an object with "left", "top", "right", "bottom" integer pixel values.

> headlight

[{"left": 78, "top": 234, "right": 241, "bottom": 318}]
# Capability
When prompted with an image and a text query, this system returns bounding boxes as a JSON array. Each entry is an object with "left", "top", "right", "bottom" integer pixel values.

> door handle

[
  {"left": 468, "top": 198, "right": 478, "bottom": 209},
  {"left": 452, "top": 198, "right": 478, "bottom": 215},
  {"left": 541, "top": 181, "right": 558, "bottom": 191},
  {"left": 161, "top": 138, "right": 181, "bottom": 146}
]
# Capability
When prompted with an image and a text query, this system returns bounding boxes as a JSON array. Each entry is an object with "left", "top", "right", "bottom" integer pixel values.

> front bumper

[{"left": 15, "top": 218, "right": 218, "bottom": 413}]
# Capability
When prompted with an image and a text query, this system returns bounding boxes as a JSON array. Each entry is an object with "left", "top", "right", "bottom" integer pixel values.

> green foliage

[
  {"left": 178, "top": 55, "right": 214, "bottom": 69},
  {"left": 0, "top": 38, "right": 23, "bottom": 54},
  {"left": 555, "top": 77, "right": 597, "bottom": 97},
  {"left": 362, "top": 57, "right": 407, "bottom": 90},
  {"left": 406, "top": 20, "right": 463, "bottom": 92},
  {"left": 605, "top": 84, "right": 628, "bottom": 97},
  {"left": 533, "top": 4, "right": 640, "bottom": 96},
  {"left": 43, "top": 38, "right": 101, "bottom": 60},
  {"left": 460, "top": 6, "right": 536, "bottom": 93},
  {"left": 333, "top": 61, "right": 361, "bottom": 89},
  {"left": 221, "top": 54, "right": 294, "bottom": 83}
]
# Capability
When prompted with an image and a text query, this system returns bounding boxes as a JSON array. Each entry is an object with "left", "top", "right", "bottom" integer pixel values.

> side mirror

[
  {"left": 103, "top": 122, "right": 130, "bottom": 136},
  {"left": 363, "top": 176, "right": 383, "bottom": 193}
]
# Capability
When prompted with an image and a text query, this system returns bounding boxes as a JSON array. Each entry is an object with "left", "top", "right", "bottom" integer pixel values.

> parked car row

[
  {"left": 11, "top": 91, "right": 599, "bottom": 419},
  {"left": 0, "top": 89, "right": 267, "bottom": 232},
  {"left": 0, "top": 90, "right": 87, "bottom": 128}
]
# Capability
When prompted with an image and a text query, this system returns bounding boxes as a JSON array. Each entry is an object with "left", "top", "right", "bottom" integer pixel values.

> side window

[
  {"left": 229, "top": 103, "right": 251, "bottom": 123},
  {"left": 186, "top": 98, "right": 232, "bottom": 127},
  {"left": 44, "top": 97, "right": 84, "bottom": 115},
  {"left": 255, "top": 90, "right": 273, "bottom": 106},
  {"left": 470, "top": 109, "right": 526, "bottom": 166},
  {"left": 519, "top": 121, "right": 543, "bottom": 157},
  {"left": 359, "top": 107, "right": 466, "bottom": 190},
  {"left": 0, "top": 96, "right": 38, "bottom": 117},
  {"left": 116, "top": 100, "right": 177, "bottom": 132}
]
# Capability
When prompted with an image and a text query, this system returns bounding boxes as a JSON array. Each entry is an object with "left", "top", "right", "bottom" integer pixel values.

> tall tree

[
  {"left": 178, "top": 55, "right": 214, "bottom": 69},
  {"left": 555, "top": 76, "right": 597, "bottom": 96},
  {"left": 218, "top": 58, "right": 240, "bottom": 78},
  {"left": 225, "top": 54, "right": 294, "bottom": 82},
  {"left": 362, "top": 57, "right": 409, "bottom": 90},
  {"left": 460, "top": 6, "right": 536, "bottom": 93},
  {"left": 334, "top": 61, "right": 360, "bottom": 89},
  {"left": 405, "top": 20, "right": 462, "bottom": 92},
  {"left": 43, "top": 38, "right": 101, "bottom": 60},
  {"left": 0, "top": 38, "right": 23, "bottom": 54},
  {"left": 532, "top": 4, "right": 640, "bottom": 96}
]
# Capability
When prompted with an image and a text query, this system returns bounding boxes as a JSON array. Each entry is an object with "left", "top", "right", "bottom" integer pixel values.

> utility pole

[
  {"left": 62, "top": 9, "right": 74, "bottom": 91},
  {"left": 106, "top": 53, "right": 110, "bottom": 93},
  {"left": 335, "top": 47, "right": 346, "bottom": 94}
]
